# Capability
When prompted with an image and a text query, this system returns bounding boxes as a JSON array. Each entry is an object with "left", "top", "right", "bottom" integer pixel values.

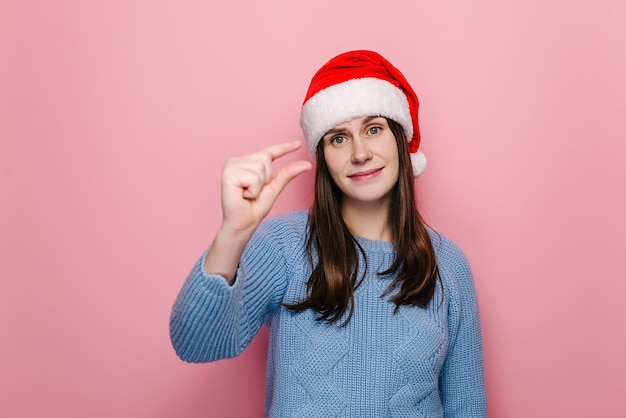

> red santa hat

[{"left": 300, "top": 50, "right": 427, "bottom": 177}]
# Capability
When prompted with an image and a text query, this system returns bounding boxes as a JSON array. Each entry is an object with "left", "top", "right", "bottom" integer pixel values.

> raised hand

[
  {"left": 220, "top": 140, "right": 312, "bottom": 234},
  {"left": 205, "top": 141, "right": 312, "bottom": 282}
]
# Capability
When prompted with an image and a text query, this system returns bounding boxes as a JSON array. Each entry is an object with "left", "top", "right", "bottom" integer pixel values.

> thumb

[{"left": 267, "top": 160, "right": 313, "bottom": 198}]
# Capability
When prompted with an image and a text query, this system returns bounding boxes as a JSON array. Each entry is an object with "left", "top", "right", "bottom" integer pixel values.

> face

[{"left": 322, "top": 116, "right": 399, "bottom": 209}]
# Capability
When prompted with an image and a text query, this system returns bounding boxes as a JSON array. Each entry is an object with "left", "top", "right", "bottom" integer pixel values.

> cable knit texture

[{"left": 170, "top": 211, "right": 486, "bottom": 417}]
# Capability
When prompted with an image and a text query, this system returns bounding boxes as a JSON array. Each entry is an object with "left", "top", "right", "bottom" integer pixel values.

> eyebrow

[
  {"left": 323, "top": 116, "right": 383, "bottom": 136},
  {"left": 363, "top": 115, "right": 381, "bottom": 124}
]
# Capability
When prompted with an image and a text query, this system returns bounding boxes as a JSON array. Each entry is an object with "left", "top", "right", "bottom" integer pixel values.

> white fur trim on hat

[
  {"left": 300, "top": 77, "right": 413, "bottom": 158},
  {"left": 411, "top": 150, "right": 427, "bottom": 177}
]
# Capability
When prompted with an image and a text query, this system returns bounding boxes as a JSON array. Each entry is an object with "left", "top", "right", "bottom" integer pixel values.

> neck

[{"left": 341, "top": 199, "right": 391, "bottom": 242}]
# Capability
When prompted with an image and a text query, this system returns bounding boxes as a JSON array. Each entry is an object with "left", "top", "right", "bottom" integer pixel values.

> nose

[{"left": 350, "top": 136, "right": 373, "bottom": 164}]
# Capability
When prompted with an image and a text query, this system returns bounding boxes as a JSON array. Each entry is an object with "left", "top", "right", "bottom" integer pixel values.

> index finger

[{"left": 257, "top": 140, "right": 305, "bottom": 161}]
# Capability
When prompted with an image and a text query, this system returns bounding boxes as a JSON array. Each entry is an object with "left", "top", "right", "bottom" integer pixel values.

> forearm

[
  {"left": 171, "top": 217, "right": 293, "bottom": 363},
  {"left": 170, "top": 258, "right": 248, "bottom": 362},
  {"left": 203, "top": 224, "right": 256, "bottom": 284}
]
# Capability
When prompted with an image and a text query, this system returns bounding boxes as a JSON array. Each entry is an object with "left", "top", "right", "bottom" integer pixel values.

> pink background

[{"left": 2, "top": 0, "right": 625, "bottom": 417}]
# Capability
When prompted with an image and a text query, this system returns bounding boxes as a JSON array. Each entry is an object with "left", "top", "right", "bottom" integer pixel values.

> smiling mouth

[{"left": 348, "top": 168, "right": 383, "bottom": 180}]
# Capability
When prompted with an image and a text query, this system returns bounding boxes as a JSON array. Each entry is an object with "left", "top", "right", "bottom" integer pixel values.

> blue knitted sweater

[{"left": 170, "top": 211, "right": 486, "bottom": 417}]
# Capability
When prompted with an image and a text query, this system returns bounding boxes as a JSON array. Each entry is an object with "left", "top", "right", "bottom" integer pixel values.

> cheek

[
  {"left": 376, "top": 138, "right": 399, "bottom": 163},
  {"left": 327, "top": 165, "right": 344, "bottom": 185},
  {"left": 323, "top": 152, "right": 344, "bottom": 176},
  {"left": 381, "top": 142, "right": 400, "bottom": 177}
]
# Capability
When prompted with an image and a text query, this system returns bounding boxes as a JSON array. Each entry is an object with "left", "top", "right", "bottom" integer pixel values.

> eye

[
  {"left": 330, "top": 135, "right": 348, "bottom": 147},
  {"left": 368, "top": 126, "right": 382, "bottom": 135}
]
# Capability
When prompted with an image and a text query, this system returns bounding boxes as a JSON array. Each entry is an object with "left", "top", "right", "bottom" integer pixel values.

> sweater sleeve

[
  {"left": 437, "top": 238, "right": 487, "bottom": 417},
  {"left": 169, "top": 219, "right": 292, "bottom": 363}
]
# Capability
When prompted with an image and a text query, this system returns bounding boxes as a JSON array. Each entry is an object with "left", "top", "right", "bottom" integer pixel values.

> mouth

[{"left": 348, "top": 167, "right": 383, "bottom": 181}]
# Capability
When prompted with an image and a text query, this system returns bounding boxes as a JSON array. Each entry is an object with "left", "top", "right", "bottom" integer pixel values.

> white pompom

[{"left": 411, "top": 150, "right": 427, "bottom": 177}]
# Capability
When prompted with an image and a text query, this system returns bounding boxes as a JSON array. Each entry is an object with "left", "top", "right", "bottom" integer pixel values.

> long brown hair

[{"left": 283, "top": 119, "right": 439, "bottom": 325}]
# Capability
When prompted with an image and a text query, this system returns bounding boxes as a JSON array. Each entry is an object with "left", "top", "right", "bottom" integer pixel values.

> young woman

[{"left": 170, "top": 50, "right": 487, "bottom": 417}]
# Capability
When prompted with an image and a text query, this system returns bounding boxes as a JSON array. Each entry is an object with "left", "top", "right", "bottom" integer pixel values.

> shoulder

[
  {"left": 428, "top": 229, "right": 476, "bottom": 299},
  {"left": 262, "top": 210, "right": 309, "bottom": 228},
  {"left": 257, "top": 210, "right": 309, "bottom": 238},
  {"left": 428, "top": 230, "right": 471, "bottom": 275},
  {"left": 246, "top": 210, "right": 309, "bottom": 256},
  {"left": 238, "top": 211, "right": 309, "bottom": 291}
]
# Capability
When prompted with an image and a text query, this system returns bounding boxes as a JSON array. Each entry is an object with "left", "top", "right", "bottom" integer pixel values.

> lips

[{"left": 348, "top": 167, "right": 383, "bottom": 180}]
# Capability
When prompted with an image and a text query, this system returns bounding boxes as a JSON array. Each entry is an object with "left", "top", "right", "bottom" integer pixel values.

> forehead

[{"left": 328, "top": 115, "right": 386, "bottom": 132}]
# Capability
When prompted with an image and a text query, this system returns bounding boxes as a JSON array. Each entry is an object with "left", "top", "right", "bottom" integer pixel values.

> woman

[{"left": 170, "top": 50, "right": 487, "bottom": 417}]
